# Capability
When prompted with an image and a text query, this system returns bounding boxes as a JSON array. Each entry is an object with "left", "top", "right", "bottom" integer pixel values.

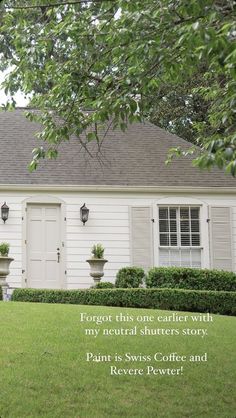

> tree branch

[{"left": 5, "top": 0, "right": 116, "bottom": 10}]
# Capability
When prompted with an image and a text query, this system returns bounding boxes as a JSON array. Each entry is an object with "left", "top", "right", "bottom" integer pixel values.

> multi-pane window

[{"left": 159, "top": 206, "right": 201, "bottom": 268}]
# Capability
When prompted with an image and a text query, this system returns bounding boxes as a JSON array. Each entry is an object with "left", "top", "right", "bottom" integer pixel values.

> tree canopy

[{"left": 0, "top": 0, "right": 235, "bottom": 174}]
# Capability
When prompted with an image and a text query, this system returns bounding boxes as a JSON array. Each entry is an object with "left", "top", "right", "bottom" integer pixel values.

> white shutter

[
  {"left": 210, "top": 206, "right": 233, "bottom": 271},
  {"left": 130, "top": 206, "right": 153, "bottom": 270}
]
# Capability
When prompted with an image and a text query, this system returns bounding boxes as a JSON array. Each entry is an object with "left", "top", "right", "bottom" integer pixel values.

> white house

[{"left": 0, "top": 109, "right": 236, "bottom": 290}]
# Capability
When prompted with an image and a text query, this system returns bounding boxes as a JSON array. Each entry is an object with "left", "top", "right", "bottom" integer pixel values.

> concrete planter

[
  {"left": 0, "top": 256, "right": 14, "bottom": 301},
  {"left": 86, "top": 258, "right": 108, "bottom": 283}
]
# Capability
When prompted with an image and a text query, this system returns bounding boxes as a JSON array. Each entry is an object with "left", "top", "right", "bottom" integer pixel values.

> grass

[{"left": 0, "top": 302, "right": 235, "bottom": 418}]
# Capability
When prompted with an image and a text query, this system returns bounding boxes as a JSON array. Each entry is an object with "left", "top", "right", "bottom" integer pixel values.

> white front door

[{"left": 27, "top": 204, "right": 62, "bottom": 289}]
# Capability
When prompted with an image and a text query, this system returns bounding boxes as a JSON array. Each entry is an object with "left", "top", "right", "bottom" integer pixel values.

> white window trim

[{"left": 152, "top": 197, "right": 210, "bottom": 269}]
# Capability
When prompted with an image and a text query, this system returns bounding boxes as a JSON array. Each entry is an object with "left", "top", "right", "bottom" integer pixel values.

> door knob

[{"left": 57, "top": 248, "right": 60, "bottom": 263}]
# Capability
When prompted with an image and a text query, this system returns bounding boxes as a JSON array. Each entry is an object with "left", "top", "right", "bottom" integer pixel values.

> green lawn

[{"left": 0, "top": 302, "right": 235, "bottom": 418}]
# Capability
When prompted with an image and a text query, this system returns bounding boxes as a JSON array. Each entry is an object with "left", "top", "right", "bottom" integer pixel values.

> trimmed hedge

[
  {"left": 93, "top": 282, "right": 114, "bottom": 289},
  {"left": 146, "top": 267, "right": 236, "bottom": 292},
  {"left": 12, "top": 288, "right": 236, "bottom": 315},
  {"left": 115, "top": 267, "right": 145, "bottom": 288}
]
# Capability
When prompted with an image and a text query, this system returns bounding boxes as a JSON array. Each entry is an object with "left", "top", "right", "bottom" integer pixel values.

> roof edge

[{"left": 0, "top": 184, "right": 235, "bottom": 194}]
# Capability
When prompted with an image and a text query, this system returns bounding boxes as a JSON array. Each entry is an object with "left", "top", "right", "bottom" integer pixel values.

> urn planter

[
  {"left": 0, "top": 256, "right": 14, "bottom": 283},
  {"left": 86, "top": 258, "right": 108, "bottom": 283},
  {"left": 0, "top": 256, "right": 14, "bottom": 301}
]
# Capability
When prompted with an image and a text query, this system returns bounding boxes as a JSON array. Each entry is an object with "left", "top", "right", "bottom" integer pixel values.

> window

[{"left": 158, "top": 206, "right": 201, "bottom": 268}]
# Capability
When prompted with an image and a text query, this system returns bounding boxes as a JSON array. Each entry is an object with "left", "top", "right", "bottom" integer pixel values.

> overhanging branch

[{"left": 5, "top": 0, "right": 116, "bottom": 9}]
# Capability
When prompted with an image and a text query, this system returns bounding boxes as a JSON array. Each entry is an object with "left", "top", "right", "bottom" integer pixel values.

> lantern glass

[
  {"left": 1, "top": 202, "right": 9, "bottom": 223},
  {"left": 80, "top": 203, "right": 89, "bottom": 225}
]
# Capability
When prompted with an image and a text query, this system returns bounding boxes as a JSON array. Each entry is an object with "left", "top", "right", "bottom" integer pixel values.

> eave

[{"left": 0, "top": 184, "right": 235, "bottom": 195}]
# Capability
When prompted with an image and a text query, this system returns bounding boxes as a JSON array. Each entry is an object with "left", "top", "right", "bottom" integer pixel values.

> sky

[{"left": 0, "top": 70, "right": 29, "bottom": 107}]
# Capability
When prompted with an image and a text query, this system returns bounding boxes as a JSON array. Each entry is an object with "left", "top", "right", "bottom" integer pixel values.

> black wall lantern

[
  {"left": 1, "top": 202, "right": 9, "bottom": 223},
  {"left": 80, "top": 203, "right": 89, "bottom": 225}
]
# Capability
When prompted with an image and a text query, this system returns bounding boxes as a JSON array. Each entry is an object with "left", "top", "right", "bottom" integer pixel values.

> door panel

[{"left": 27, "top": 204, "right": 61, "bottom": 289}]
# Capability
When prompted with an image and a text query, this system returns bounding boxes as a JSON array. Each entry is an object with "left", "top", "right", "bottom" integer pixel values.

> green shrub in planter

[
  {"left": 115, "top": 267, "right": 145, "bottom": 288},
  {"left": 0, "top": 242, "right": 10, "bottom": 256},
  {"left": 91, "top": 243, "right": 104, "bottom": 259},
  {"left": 93, "top": 281, "right": 114, "bottom": 289},
  {"left": 146, "top": 267, "right": 236, "bottom": 292}
]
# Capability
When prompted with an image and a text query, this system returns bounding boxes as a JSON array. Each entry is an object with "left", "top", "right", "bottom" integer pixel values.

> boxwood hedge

[
  {"left": 115, "top": 267, "right": 145, "bottom": 288},
  {"left": 146, "top": 267, "right": 236, "bottom": 291},
  {"left": 12, "top": 287, "right": 236, "bottom": 315},
  {"left": 93, "top": 282, "right": 114, "bottom": 289}
]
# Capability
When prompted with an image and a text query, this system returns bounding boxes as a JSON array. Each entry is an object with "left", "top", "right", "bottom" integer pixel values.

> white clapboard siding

[
  {"left": 67, "top": 211, "right": 128, "bottom": 220},
  {"left": 67, "top": 233, "right": 129, "bottom": 242},
  {"left": 231, "top": 206, "right": 236, "bottom": 272},
  {"left": 67, "top": 226, "right": 128, "bottom": 234},
  {"left": 210, "top": 206, "right": 233, "bottom": 271},
  {"left": 67, "top": 240, "right": 129, "bottom": 251},
  {"left": 67, "top": 218, "right": 129, "bottom": 227},
  {"left": 64, "top": 198, "right": 131, "bottom": 283},
  {"left": 130, "top": 206, "right": 153, "bottom": 270}
]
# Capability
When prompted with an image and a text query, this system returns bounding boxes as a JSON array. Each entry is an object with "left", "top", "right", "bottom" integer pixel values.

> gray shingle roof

[{"left": 0, "top": 108, "right": 235, "bottom": 187}]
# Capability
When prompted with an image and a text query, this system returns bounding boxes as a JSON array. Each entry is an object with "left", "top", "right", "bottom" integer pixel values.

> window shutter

[
  {"left": 210, "top": 206, "right": 233, "bottom": 271},
  {"left": 130, "top": 206, "right": 153, "bottom": 270}
]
